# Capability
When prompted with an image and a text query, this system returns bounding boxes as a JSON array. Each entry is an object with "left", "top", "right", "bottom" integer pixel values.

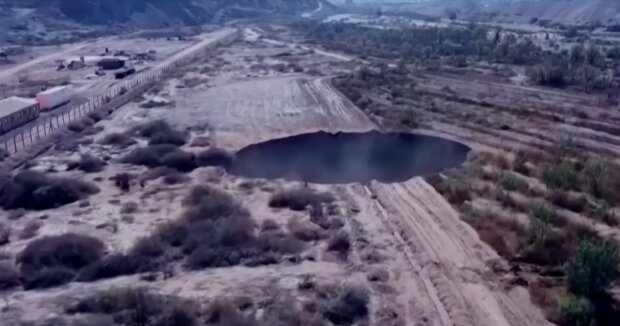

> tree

[
  {"left": 530, "top": 203, "right": 556, "bottom": 242},
  {"left": 569, "top": 44, "right": 586, "bottom": 68},
  {"left": 567, "top": 238, "right": 619, "bottom": 297},
  {"left": 584, "top": 158, "right": 605, "bottom": 197},
  {"left": 586, "top": 46, "right": 606, "bottom": 68}
]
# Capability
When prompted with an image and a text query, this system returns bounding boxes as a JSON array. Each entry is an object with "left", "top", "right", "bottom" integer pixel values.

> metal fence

[{"left": 0, "top": 31, "right": 237, "bottom": 155}]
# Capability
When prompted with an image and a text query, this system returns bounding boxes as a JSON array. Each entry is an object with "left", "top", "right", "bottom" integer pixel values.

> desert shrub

[
  {"left": 77, "top": 254, "right": 142, "bottom": 282},
  {"left": 161, "top": 151, "right": 197, "bottom": 172},
  {"left": 23, "top": 267, "right": 76, "bottom": 290},
  {"left": 583, "top": 158, "right": 605, "bottom": 197},
  {"left": 100, "top": 133, "right": 137, "bottom": 148},
  {"left": 81, "top": 117, "right": 95, "bottom": 127},
  {"left": 18, "top": 233, "right": 104, "bottom": 278},
  {"left": 260, "top": 219, "right": 280, "bottom": 232},
  {"left": 543, "top": 161, "right": 579, "bottom": 191},
  {"left": 189, "top": 136, "right": 211, "bottom": 147},
  {"left": 68, "top": 121, "right": 86, "bottom": 133},
  {"left": 148, "top": 129, "right": 187, "bottom": 146},
  {"left": 0, "top": 148, "right": 9, "bottom": 162},
  {"left": 132, "top": 120, "right": 187, "bottom": 146},
  {"left": 120, "top": 145, "right": 180, "bottom": 167},
  {"left": 120, "top": 201, "right": 138, "bottom": 214},
  {"left": 327, "top": 231, "right": 351, "bottom": 255},
  {"left": 154, "top": 185, "right": 303, "bottom": 270},
  {"left": 427, "top": 177, "right": 471, "bottom": 206},
  {"left": 196, "top": 148, "right": 235, "bottom": 168},
  {"left": 87, "top": 110, "right": 104, "bottom": 122},
  {"left": 269, "top": 188, "right": 335, "bottom": 211},
  {"left": 287, "top": 218, "right": 324, "bottom": 242},
  {"left": 67, "top": 288, "right": 198, "bottom": 326},
  {"left": 567, "top": 238, "right": 619, "bottom": 297},
  {"left": 18, "top": 221, "right": 41, "bottom": 240},
  {"left": 0, "top": 223, "right": 10, "bottom": 246},
  {"left": 498, "top": 172, "right": 522, "bottom": 191},
  {"left": 557, "top": 294, "right": 595, "bottom": 326},
  {"left": 77, "top": 154, "right": 104, "bottom": 173},
  {"left": 0, "top": 170, "right": 99, "bottom": 210},
  {"left": 549, "top": 191, "right": 587, "bottom": 213},
  {"left": 257, "top": 230, "right": 305, "bottom": 255},
  {"left": 323, "top": 283, "right": 370, "bottom": 325},
  {"left": 141, "top": 167, "right": 188, "bottom": 184},
  {"left": 0, "top": 262, "right": 19, "bottom": 290},
  {"left": 530, "top": 204, "right": 560, "bottom": 242}
]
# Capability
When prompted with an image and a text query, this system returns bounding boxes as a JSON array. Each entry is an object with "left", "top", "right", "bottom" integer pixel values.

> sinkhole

[{"left": 228, "top": 131, "right": 471, "bottom": 184}]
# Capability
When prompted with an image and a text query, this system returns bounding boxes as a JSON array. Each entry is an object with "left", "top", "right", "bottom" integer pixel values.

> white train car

[{"left": 36, "top": 86, "right": 72, "bottom": 111}]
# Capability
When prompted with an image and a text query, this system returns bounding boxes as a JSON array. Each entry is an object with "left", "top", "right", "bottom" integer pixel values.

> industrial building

[
  {"left": 0, "top": 97, "right": 39, "bottom": 134},
  {"left": 97, "top": 58, "right": 125, "bottom": 70}
]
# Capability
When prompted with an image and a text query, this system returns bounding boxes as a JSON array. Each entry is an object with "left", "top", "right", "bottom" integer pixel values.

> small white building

[{"left": 0, "top": 97, "right": 39, "bottom": 134}]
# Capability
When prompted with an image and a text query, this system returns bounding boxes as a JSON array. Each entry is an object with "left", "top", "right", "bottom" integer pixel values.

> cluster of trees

[
  {"left": 527, "top": 44, "right": 611, "bottom": 91},
  {"left": 293, "top": 22, "right": 614, "bottom": 91}
]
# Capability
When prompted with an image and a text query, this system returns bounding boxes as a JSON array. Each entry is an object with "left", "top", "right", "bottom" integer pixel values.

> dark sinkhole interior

[{"left": 228, "top": 131, "right": 471, "bottom": 184}]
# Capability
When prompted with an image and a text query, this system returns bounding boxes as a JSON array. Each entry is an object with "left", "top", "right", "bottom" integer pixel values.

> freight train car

[{"left": 0, "top": 97, "right": 39, "bottom": 134}]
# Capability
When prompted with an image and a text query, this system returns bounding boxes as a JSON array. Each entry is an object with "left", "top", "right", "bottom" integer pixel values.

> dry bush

[
  {"left": 521, "top": 223, "right": 596, "bottom": 267},
  {"left": 141, "top": 167, "right": 189, "bottom": 184},
  {"left": 66, "top": 288, "right": 199, "bottom": 326},
  {"left": 77, "top": 154, "right": 104, "bottom": 173},
  {"left": 0, "top": 223, "right": 10, "bottom": 246},
  {"left": 327, "top": 231, "right": 351, "bottom": 256},
  {"left": 86, "top": 110, "right": 104, "bottom": 122},
  {"left": 68, "top": 120, "right": 86, "bottom": 133},
  {"left": 99, "top": 133, "right": 137, "bottom": 148},
  {"left": 260, "top": 219, "right": 280, "bottom": 232},
  {"left": 196, "top": 147, "right": 235, "bottom": 168},
  {"left": 0, "top": 148, "right": 9, "bottom": 162},
  {"left": 548, "top": 191, "right": 587, "bottom": 213},
  {"left": 0, "top": 262, "right": 19, "bottom": 290},
  {"left": 466, "top": 211, "right": 527, "bottom": 258},
  {"left": 161, "top": 150, "right": 197, "bottom": 172},
  {"left": 77, "top": 254, "right": 140, "bottom": 282},
  {"left": 189, "top": 136, "right": 211, "bottom": 147},
  {"left": 81, "top": 116, "right": 96, "bottom": 127},
  {"left": 321, "top": 283, "right": 370, "bottom": 325},
  {"left": 431, "top": 177, "right": 471, "bottom": 206},
  {"left": 269, "top": 188, "right": 335, "bottom": 211},
  {"left": 288, "top": 218, "right": 324, "bottom": 242},
  {"left": 18, "top": 233, "right": 104, "bottom": 288},
  {"left": 0, "top": 170, "right": 99, "bottom": 210},
  {"left": 18, "top": 220, "right": 41, "bottom": 240},
  {"left": 23, "top": 267, "right": 76, "bottom": 290},
  {"left": 120, "top": 144, "right": 180, "bottom": 167},
  {"left": 120, "top": 201, "right": 138, "bottom": 214},
  {"left": 148, "top": 129, "right": 187, "bottom": 146}
]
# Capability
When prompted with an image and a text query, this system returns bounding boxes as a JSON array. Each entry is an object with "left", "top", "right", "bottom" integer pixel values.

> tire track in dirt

[{"left": 369, "top": 178, "right": 552, "bottom": 326}]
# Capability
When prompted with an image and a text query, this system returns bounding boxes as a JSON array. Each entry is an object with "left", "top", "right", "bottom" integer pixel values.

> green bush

[
  {"left": 498, "top": 172, "right": 519, "bottom": 191},
  {"left": 529, "top": 203, "right": 556, "bottom": 243},
  {"left": 557, "top": 294, "right": 595, "bottom": 326},
  {"left": 567, "top": 238, "right": 619, "bottom": 297},
  {"left": 543, "top": 161, "right": 579, "bottom": 190}
]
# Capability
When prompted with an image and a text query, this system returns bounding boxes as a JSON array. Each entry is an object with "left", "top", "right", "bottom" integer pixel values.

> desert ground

[{"left": 1, "top": 13, "right": 619, "bottom": 326}]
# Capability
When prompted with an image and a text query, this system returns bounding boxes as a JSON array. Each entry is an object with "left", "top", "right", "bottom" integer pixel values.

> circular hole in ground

[{"left": 228, "top": 131, "right": 470, "bottom": 184}]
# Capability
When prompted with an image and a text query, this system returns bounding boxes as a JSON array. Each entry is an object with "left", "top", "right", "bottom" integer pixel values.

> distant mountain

[
  {"left": 370, "top": 0, "right": 620, "bottom": 25},
  {"left": 2, "top": 0, "right": 321, "bottom": 26}
]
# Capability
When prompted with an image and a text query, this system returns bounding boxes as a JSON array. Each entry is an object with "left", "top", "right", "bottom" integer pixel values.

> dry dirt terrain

[{"left": 0, "top": 24, "right": 563, "bottom": 326}]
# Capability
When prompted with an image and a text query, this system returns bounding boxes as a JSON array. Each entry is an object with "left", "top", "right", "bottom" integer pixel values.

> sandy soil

[{"left": 0, "top": 26, "right": 551, "bottom": 326}]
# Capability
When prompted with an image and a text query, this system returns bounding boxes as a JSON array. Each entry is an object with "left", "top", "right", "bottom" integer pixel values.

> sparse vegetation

[
  {"left": 67, "top": 288, "right": 199, "bottom": 325},
  {"left": 196, "top": 147, "right": 235, "bottom": 168},
  {"left": 100, "top": 132, "right": 137, "bottom": 148},
  {"left": 0, "top": 170, "right": 99, "bottom": 210},
  {"left": 18, "top": 233, "right": 105, "bottom": 289},
  {"left": 76, "top": 154, "right": 104, "bottom": 173},
  {"left": 0, "top": 262, "right": 19, "bottom": 290},
  {"left": 567, "top": 238, "right": 619, "bottom": 298},
  {"left": 269, "top": 188, "right": 335, "bottom": 211}
]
